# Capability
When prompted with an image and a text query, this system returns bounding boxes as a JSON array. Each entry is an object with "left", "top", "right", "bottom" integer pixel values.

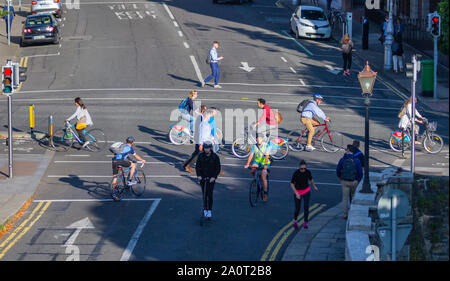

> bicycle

[
  {"left": 169, "top": 122, "right": 223, "bottom": 152},
  {"left": 110, "top": 161, "right": 147, "bottom": 201},
  {"left": 389, "top": 118, "right": 444, "bottom": 154},
  {"left": 285, "top": 120, "right": 343, "bottom": 152},
  {"left": 248, "top": 167, "right": 270, "bottom": 207},
  {"left": 232, "top": 126, "right": 289, "bottom": 160},
  {"left": 52, "top": 121, "right": 107, "bottom": 152}
]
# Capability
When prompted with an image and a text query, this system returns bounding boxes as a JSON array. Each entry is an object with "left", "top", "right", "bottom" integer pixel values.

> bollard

[
  {"left": 48, "top": 115, "right": 53, "bottom": 146},
  {"left": 29, "top": 104, "right": 35, "bottom": 135}
]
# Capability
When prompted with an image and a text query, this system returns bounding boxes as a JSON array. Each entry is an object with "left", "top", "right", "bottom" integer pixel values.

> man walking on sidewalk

[
  {"left": 201, "top": 41, "right": 223, "bottom": 89},
  {"left": 2, "top": 0, "right": 15, "bottom": 38},
  {"left": 336, "top": 145, "right": 362, "bottom": 219}
]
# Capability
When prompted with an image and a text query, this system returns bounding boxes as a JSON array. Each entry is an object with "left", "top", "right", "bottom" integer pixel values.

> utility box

[{"left": 421, "top": 60, "right": 434, "bottom": 97}]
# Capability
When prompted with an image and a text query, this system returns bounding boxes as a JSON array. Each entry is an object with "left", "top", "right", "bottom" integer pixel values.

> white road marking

[
  {"left": 162, "top": 2, "right": 175, "bottom": 20},
  {"left": 281, "top": 30, "right": 314, "bottom": 56},
  {"left": 189, "top": 55, "right": 204, "bottom": 83},
  {"left": 120, "top": 199, "right": 160, "bottom": 261},
  {"left": 239, "top": 62, "right": 255, "bottom": 72},
  {"left": 26, "top": 53, "right": 60, "bottom": 58},
  {"left": 280, "top": 57, "right": 287, "bottom": 63},
  {"left": 299, "top": 79, "right": 306, "bottom": 86},
  {"left": 289, "top": 67, "right": 297, "bottom": 74},
  {"left": 183, "top": 42, "right": 190, "bottom": 48},
  {"left": 178, "top": 31, "right": 183, "bottom": 37},
  {"left": 173, "top": 21, "right": 179, "bottom": 27}
]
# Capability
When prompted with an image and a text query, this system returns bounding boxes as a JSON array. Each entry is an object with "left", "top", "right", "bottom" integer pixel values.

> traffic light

[
  {"left": 405, "top": 63, "right": 414, "bottom": 78},
  {"left": 2, "top": 65, "right": 14, "bottom": 94},
  {"left": 431, "top": 15, "right": 440, "bottom": 37},
  {"left": 12, "top": 62, "right": 27, "bottom": 87}
]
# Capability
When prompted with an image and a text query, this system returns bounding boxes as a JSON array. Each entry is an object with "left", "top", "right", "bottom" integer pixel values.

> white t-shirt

[{"left": 67, "top": 106, "right": 93, "bottom": 126}]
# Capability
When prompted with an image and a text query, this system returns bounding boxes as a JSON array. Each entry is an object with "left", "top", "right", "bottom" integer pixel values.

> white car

[{"left": 290, "top": 6, "right": 331, "bottom": 40}]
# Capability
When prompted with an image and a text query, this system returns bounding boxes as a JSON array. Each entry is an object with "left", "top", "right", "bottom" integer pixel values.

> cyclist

[
  {"left": 244, "top": 134, "right": 272, "bottom": 202},
  {"left": 65, "top": 97, "right": 93, "bottom": 148},
  {"left": 300, "top": 94, "right": 331, "bottom": 151},
  {"left": 398, "top": 96, "right": 425, "bottom": 145},
  {"left": 178, "top": 90, "right": 198, "bottom": 135},
  {"left": 253, "top": 98, "right": 277, "bottom": 139},
  {"left": 111, "top": 136, "right": 146, "bottom": 199},
  {"left": 196, "top": 141, "right": 221, "bottom": 220}
]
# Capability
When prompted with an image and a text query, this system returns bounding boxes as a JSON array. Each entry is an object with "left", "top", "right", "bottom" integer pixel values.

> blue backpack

[{"left": 178, "top": 98, "right": 189, "bottom": 111}]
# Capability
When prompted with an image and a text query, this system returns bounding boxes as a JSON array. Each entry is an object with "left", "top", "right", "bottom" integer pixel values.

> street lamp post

[
  {"left": 358, "top": 61, "right": 377, "bottom": 193},
  {"left": 384, "top": 0, "right": 394, "bottom": 70}
]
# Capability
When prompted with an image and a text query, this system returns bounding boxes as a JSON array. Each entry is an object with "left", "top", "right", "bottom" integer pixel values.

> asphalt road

[{"left": 0, "top": 0, "right": 448, "bottom": 261}]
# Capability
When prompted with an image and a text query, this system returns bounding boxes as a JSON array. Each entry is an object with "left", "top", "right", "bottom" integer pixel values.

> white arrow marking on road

[
  {"left": 63, "top": 217, "right": 95, "bottom": 261},
  {"left": 239, "top": 62, "right": 255, "bottom": 72},
  {"left": 325, "top": 64, "right": 341, "bottom": 75}
]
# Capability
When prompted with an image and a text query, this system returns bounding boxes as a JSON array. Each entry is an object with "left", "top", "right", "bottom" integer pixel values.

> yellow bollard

[{"left": 29, "top": 104, "right": 35, "bottom": 133}]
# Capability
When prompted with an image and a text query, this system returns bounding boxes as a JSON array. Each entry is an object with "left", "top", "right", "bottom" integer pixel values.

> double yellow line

[
  {"left": 0, "top": 201, "right": 50, "bottom": 260},
  {"left": 260, "top": 203, "right": 327, "bottom": 261},
  {"left": 16, "top": 56, "right": 28, "bottom": 92}
]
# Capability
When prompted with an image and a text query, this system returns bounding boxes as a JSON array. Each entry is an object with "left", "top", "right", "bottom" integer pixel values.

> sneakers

[
  {"left": 305, "top": 145, "right": 316, "bottom": 151},
  {"left": 263, "top": 192, "right": 268, "bottom": 201},
  {"left": 200, "top": 81, "right": 205, "bottom": 88},
  {"left": 219, "top": 170, "right": 225, "bottom": 176},
  {"left": 184, "top": 165, "right": 194, "bottom": 174},
  {"left": 207, "top": 210, "right": 212, "bottom": 218},
  {"left": 81, "top": 142, "right": 89, "bottom": 149},
  {"left": 293, "top": 221, "right": 299, "bottom": 229},
  {"left": 203, "top": 209, "right": 208, "bottom": 218},
  {"left": 213, "top": 84, "right": 222, "bottom": 88},
  {"left": 127, "top": 179, "right": 137, "bottom": 186},
  {"left": 303, "top": 222, "right": 309, "bottom": 229}
]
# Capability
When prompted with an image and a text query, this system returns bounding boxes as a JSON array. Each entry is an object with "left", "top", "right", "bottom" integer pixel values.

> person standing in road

[
  {"left": 196, "top": 141, "right": 221, "bottom": 220},
  {"left": 182, "top": 105, "right": 207, "bottom": 174},
  {"left": 289, "top": 160, "right": 319, "bottom": 229},
  {"left": 341, "top": 33, "right": 353, "bottom": 76},
  {"left": 201, "top": 41, "right": 223, "bottom": 89},
  {"left": 2, "top": 1, "right": 15, "bottom": 37},
  {"left": 336, "top": 145, "right": 363, "bottom": 219},
  {"left": 300, "top": 94, "right": 331, "bottom": 151}
]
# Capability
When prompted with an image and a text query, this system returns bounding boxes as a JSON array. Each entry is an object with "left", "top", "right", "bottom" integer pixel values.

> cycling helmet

[
  {"left": 313, "top": 94, "right": 323, "bottom": 100},
  {"left": 203, "top": 142, "right": 213, "bottom": 149},
  {"left": 126, "top": 136, "right": 135, "bottom": 144}
]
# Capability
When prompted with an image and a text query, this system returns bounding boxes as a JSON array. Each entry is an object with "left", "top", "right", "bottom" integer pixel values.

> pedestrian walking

[
  {"left": 341, "top": 33, "right": 353, "bottom": 76},
  {"left": 336, "top": 145, "right": 362, "bottom": 219},
  {"left": 201, "top": 41, "right": 223, "bottom": 89},
  {"left": 379, "top": 16, "right": 389, "bottom": 44},
  {"left": 178, "top": 90, "right": 198, "bottom": 135},
  {"left": 392, "top": 19, "right": 404, "bottom": 73},
  {"left": 393, "top": 18, "right": 404, "bottom": 38},
  {"left": 196, "top": 141, "right": 221, "bottom": 220},
  {"left": 350, "top": 140, "right": 364, "bottom": 203},
  {"left": 289, "top": 160, "right": 319, "bottom": 229},
  {"left": 2, "top": 1, "right": 15, "bottom": 37},
  {"left": 182, "top": 105, "right": 207, "bottom": 174}
]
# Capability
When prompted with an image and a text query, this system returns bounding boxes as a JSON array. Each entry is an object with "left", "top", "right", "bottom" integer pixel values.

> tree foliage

[{"left": 438, "top": 0, "right": 449, "bottom": 53}]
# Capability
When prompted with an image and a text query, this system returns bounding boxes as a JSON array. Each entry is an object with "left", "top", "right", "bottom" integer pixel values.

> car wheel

[{"left": 53, "top": 36, "right": 60, "bottom": 45}]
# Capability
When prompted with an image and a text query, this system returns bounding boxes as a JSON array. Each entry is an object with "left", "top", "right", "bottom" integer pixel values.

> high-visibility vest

[{"left": 254, "top": 143, "right": 270, "bottom": 165}]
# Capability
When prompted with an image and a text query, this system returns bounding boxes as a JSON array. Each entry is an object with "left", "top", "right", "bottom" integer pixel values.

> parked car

[
  {"left": 31, "top": 0, "right": 62, "bottom": 19},
  {"left": 290, "top": 6, "right": 331, "bottom": 39},
  {"left": 21, "top": 13, "right": 60, "bottom": 46},
  {"left": 213, "top": 0, "right": 253, "bottom": 4}
]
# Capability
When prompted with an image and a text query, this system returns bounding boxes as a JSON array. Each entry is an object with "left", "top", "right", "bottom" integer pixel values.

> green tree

[{"left": 438, "top": 0, "right": 449, "bottom": 53}]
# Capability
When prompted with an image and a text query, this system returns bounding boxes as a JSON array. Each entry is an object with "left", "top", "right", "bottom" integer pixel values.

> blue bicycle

[
  {"left": 52, "top": 121, "right": 107, "bottom": 152},
  {"left": 110, "top": 162, "right": 147, "bottom": 201}
]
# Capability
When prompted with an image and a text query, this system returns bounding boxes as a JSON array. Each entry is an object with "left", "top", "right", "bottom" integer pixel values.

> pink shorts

[{"left": 296, "top": 186, "right": 311, "bottom": 196}]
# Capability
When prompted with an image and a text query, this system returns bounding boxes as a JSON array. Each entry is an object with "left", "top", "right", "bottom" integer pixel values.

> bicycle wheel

[
  {"left": 232, "top": 138, "right": 251, "bottom": 158},
  {"left": 52, "top": 129, "right": 73, "bottom": 151},
  {"left": 423, "top": 133, "right": 444, "bottom": 154},
  {"left": 286, "top": 130, "right": 306, "bottom": 151},
  {"left": 321, "top": 130, "right": 343, "bottom": 152},
  {"left": 131, "top": 170, "right": 146, "bottom": 196},
  {"left": 389, "top": 135, "right": 410, "bottom": 152},
  {"left": 269, "top": 138, "right": 289, "bottom": 160},
  {"left": 249, "top": 179, "right": 260, "bottom": 207},
  {"left": 169, "top": 126, "right": 190, "bottom": 145},
  {"left": 84, "top": 129, "right": 107, "bottom": 152},
  {"left": 111, "top": 174, "right": 125, "bottom": 201}
]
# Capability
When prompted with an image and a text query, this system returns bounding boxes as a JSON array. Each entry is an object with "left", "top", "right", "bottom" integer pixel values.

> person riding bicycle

[
  {"left": 300, "top": 94, "right": 331, "bottom": 151},
  {"left": 111, "top": 136, "right": 146, "bottom": 198},
  {"left": 244, "top": 134, "right": 273, "bottom": 202},
  {"left": 253, "top": 98, "right": 277, "bottom": 139},
  {"left": 65, "top": 97, "right": 93, "bottom": 148},
  {"left": 196, "top": 141, "right": 221, "bottom": 220},
  {"left": 178, "top": 90, "right": 198, "bottom": 136},
  {"left": 398, "top": 96, "right": 425, "bottom": 145}
]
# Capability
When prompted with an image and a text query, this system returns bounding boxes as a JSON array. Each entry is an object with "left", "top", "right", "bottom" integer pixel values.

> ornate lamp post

[
  {"left": 384, "top": 0, "right": 395, "bottom": 70},
  {"left": 358, "top": 61, "right": 377, "bottom": 193}
]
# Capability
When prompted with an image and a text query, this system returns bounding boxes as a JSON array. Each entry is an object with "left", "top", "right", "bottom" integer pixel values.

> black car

[
  {"left": 21, "top": 13, "right": 60, "bottom": 47},
  {"left": 213, "top": 0, "right": 253, "bottom": 3}
]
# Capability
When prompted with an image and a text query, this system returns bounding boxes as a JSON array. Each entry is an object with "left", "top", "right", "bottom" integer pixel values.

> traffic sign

[
  {"left": 377, "top": 224, "right": 412, "bottom": 256},
  {"left": 377, "top": 189, "right": 410, "bottom": 223}
]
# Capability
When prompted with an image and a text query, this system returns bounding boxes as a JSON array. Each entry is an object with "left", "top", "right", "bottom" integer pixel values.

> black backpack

[
  {"left": 297, "top": 99, "right": 312, "bottom": 114},
  {"left": 340, "top": 157, "right": 357, "bottom": 181}
]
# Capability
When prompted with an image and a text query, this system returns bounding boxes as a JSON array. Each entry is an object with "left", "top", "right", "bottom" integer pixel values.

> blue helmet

[
  {"left": 126, "top": 136, "right": 135, "bottom": 144},
  {"left": 313, "top": 94, "right": 323, "bottom": 100}
]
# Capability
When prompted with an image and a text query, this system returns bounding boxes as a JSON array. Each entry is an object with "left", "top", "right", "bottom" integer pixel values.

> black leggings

[
  {"left": 294, "top": 191, "right": 311, "bottom": 222},
  {"left": 201, "top": 179, "right": 215, "bottom": 211},
  {"left": 342, "top": 53, "right": 352, "bottom": 71}
]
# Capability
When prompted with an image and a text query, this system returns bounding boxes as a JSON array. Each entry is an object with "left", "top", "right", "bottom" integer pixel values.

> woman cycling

[
  {"left": 66, "top": 97, "right": 93, "bottom": 148},
  {"left": 398, "top": 96, "right": 424, "bottom": 145}
]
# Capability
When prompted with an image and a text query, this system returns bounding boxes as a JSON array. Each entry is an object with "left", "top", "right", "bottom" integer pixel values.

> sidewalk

[
  {"left": 282, "top": 203, "right": 346, "bottom": 261},
  {"left": 0, "top": 5, "right": 28, "bottom": 64},
  {"left": 280, "top": 0, "right": 449, "bottom": 114},
  {"left": 0, "top": 151, "right": 54, "bottom": 228}
]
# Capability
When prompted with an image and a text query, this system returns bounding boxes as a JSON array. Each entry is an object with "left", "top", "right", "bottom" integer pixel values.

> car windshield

[
  {"left": 301, "top": 10, "right": 326, "bottom": 21},
  {"left": 26, "top": 16, "right": 52, "bottom": 26}
]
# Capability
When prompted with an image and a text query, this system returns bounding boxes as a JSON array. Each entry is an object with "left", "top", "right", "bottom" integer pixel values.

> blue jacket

[
  {"left": 2, "top": 6, "right": 15, "bottom": 22},
  {"left": 336, "top": 153, "right": 363, "bottom": 182}
]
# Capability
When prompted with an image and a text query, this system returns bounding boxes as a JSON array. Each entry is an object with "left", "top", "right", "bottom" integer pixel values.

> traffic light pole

[
  {"left": 433, "top": 36, "right": 438, "bottom": 100},
  {"left": 8, "top": 94, "right": 13, "bottom": 178}
]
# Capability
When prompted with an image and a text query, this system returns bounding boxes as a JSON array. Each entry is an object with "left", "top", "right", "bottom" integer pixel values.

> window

[
  {"left": 301, "top": 10, "right": 326, "bottom": 21},
  {"left": 26, "top": 16, "right": 52, "bottom": 26}
]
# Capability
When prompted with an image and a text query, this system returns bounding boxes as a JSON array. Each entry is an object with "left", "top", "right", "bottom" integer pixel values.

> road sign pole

[
  {"left": 8, "top": 94, "right": 13, "bottom": 178},
  {"left": 433, "top": 36, "right": 438, "bottom": 99},
  {"left": 391, "top": 195, "right": 397, "bottom": 261},
  {"left": 411, "top": 55, "right": 417, "bottom": 173},
  {"left": 7, "top": 0, "right": 11, "bottom": 46}
]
